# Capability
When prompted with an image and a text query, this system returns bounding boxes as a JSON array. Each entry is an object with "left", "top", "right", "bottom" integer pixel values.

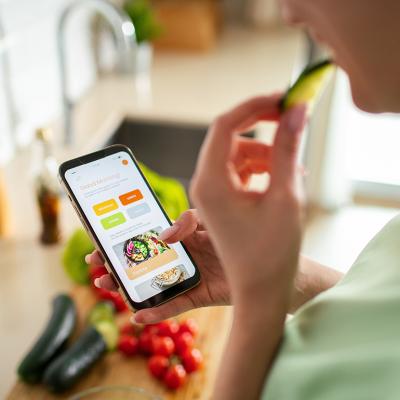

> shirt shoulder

[{"left": 262, "top": 213, "right": 400, "bottom": 400}]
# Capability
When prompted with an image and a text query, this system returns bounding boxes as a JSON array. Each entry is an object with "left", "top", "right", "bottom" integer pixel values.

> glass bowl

[{"left": 68, "top": 385, "right": 163, "bottom": 400}]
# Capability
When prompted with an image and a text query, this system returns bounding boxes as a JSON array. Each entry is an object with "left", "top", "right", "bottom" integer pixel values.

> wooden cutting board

[{"left": 7, "top": 286, "right": 232, "bottom": 400}]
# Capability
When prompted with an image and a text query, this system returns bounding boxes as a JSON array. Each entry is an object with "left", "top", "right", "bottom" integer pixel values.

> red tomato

[
  {"left": 179, "top": 319, "right": 199, "bottom": 337},
  {"left": 148, "top": 355, "right": 170, "bottom": 379},
  {"left": 164, "top": 364, "right": 187, "bottom": 390},
  {"left": 96, "top": 288, "right": 128, "bottom": 312},
  {"left": 142, "top": 324, "right": 159, "bottom": 335},
  {"left": 118, "top": 335, "right": 139, "bottom": 356},
  {"left": 181, "top": 348, "right": 203, "bottom": 373},
  {"left": 174, "top": 331, "right": 194, "bottom": 355},
  {"left": 138, "top": 332, "right": 154, "bottom": 354},
  {"left": 152, "top": 336, "right": 175, "bottom": 357},
  {"left": 89, "top": 265, "right": 108, "bottom": 285},
  {"left": 157, "top": 320, "right": 179, "bottom": 337},
  {"left": 120, "top": 323, "right": 136, "bottom": 336}
]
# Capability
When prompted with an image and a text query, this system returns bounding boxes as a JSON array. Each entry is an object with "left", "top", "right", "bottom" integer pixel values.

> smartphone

[{"left": 59, "top": 144, "right": 200, "bottom": 311}]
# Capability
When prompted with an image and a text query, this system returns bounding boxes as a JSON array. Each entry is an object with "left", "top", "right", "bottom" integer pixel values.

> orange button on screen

[{"left": 119, "top": 189, "right": 143, "bottom": 206}]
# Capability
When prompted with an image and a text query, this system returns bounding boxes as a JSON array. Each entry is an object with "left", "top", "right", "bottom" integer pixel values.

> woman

[{"left": 88, "top": 0, "right": 400, "bottom": 398}]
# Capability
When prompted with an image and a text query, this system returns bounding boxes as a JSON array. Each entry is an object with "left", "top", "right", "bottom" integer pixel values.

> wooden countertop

[{"left": 7, "top": 286, "right": 232, "bottom": 400}]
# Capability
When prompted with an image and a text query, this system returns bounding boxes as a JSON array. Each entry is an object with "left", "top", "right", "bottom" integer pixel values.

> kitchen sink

[
  {"left": 106, "top": 119, "right": 208, "bottom": 190},
  {"left": 106, "top": 118, "right": 254, "bottom": 191}
]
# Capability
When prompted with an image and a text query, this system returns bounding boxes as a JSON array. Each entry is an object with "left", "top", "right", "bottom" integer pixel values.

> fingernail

[
  {"left": 94, "top": 278, "right": 101, "bottom": 288},
  {"left": 287, "top": 104, "right": 307, "bottom": 132},
  {"left": 85, "top": 254, "right": 91, "bottom": 264},
  {"left": 133, "top": 313, "right": 143, "bottom": 323},
  {"left": 159, "top": 224, "right": 180, "bottom": 241}
]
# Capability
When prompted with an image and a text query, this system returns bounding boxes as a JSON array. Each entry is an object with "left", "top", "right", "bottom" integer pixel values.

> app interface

[{"left": 65, "top": 151, "right": 196, "bottom": 303}]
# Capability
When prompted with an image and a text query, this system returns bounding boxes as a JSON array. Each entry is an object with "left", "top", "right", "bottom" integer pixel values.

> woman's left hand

[
  {"left": 190, "top": 95, "right": 307, "bottom": 308},
  {"left": 190, "top": 95, "right": 307, "bottom": 400}
]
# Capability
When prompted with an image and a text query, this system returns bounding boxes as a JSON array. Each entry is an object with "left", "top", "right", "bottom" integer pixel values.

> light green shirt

[{"left": 263, "top": 213, "right": 400, "bottom": 400}]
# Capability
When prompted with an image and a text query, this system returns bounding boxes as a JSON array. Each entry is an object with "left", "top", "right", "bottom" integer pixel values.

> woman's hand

[
  {"left": 86, "top": 135, "right": 276, "bottom": 323},
  {"left": 87, "top": 208, "right": 229, "bottom": 323},
  {"left": 190, "top": 95, "right": 307, "bottom": 306},
  {"left": 188, "top": 95, "right": 307, "bottom": 400}
]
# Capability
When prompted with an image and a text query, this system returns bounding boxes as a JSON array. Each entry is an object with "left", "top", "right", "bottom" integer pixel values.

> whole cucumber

[
  {"left": 17, "top": 294, "right": 77, "bottom": 383},
  {"left": 43, "top": 326, "right": 107, "bottom": 392}
]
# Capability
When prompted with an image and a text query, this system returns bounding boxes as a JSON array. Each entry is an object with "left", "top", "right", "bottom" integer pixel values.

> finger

[
  {"left": 232, "top": 137, "right": 271, "bottom": 169},
  {"left": 134, "top": 294, "right": 196, "bottom": 324},
  {"left": 85, "top": 250, "right": 104, "bottom": 266},
  {"left": 197, "top": 95, "right": 281, "bottom": 183},
  {"left": 233, "top": 138, "right": 272, "bottom": 184},
  {"left": 94, "top": 274, "right": 119, "bottom": 291},
  {"left": 237, "top": 159, "right": 270, "bottom": 185},
  {"left": 269, "top": 104, "right": 307, "bottom": 191},
  {"left": 159, "top": 209, "right": 203, "bottom": 243}
]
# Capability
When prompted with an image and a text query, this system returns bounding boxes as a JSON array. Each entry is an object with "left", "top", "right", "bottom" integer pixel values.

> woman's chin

[
  {"left": 350, "top": 80, "right": 400, "bottom": 114},
  {"left": 350, "top": 86, "right": 385, "bottom": 114}
]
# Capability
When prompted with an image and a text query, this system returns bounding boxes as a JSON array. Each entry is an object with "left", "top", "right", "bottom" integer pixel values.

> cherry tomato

[
  {"left": 89, "top": 265, "right": 108, "bottom": 285},
  {"left": 138, "top": 332, "right": 154, "bottom": 354},
  {"left": 181, "top": 348, "right": 203, "bottom": 373},
  {"left": 120, "top": 322, "right": 136, "bottom": 336},
  {"left": 164, "top": 364, "right": 187, "bottom": 390},
  {"left": 152, "top": 335, "right": 175, "bottom": 357},
  {"left": 142, "top": 324, "right": 159, "bottom": 335},
  {"left": 174, "top": 331, "right": 194, "bottom": 355},
  {"left": 96, "top": 288, "right": 128, "bottom": 313},
  {"left": 157, "top": 320, "right": 179, "bottom": 337},
  {"left": 118, "top": 335, "right": 139, "bottom": 356},
  {"left": 179, "top": 319, "right": 199, "bottom": 337},
  {"left": 148, "top": 355, "right": 170, "bottom": 379}
]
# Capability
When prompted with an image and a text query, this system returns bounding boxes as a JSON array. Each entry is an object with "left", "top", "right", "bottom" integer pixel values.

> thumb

[
  {"left": 270, "top": 104, "right": 307, "bottom": 191},
  {"left": 134, "top": 294, "right": 196, "bottom": 324},
  {"left": 159, "top": 209, "right": 202, "bottom": 243}
]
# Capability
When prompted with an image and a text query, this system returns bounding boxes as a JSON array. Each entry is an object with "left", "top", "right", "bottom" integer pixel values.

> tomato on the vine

[
  {"left": 96, "top": 288, "right": 127, "bottom": 312},
  {"left": 164, "top": 364, "right": 187, "bottom": 390},
  {"left": 143, "top": 324, "right": 159, "bottom": 336},
  {"left": 120, "top": 322, "right": 136, "bottom": 336},
  {"left": 152, "top": 335, "right": 175, "bottom": 357},
  {"left": 89, "top": 265, "right": 108, "bottom": 285},
  {"left": 148, "top": 355, "right": 169, "bottom": 379},
  {"left": 118, "top": 335, "right": 139, "bottom": 356},
  {"left": 179, "top": 319, "right": 199, "bottom": 337},
  {"left": 157, "top": 320, "right": 179, "bottom": 337},
  {"left": 138, "top": 332, "right": 154, "bottom": 354},
  {"left": 174, "top": 331, "right": 195, "bottom": 355},
  {"left": 181, "top": 348, "right": 203, "bottom": 373}
]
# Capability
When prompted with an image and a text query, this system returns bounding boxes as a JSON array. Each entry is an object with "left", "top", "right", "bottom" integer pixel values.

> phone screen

[{"left": 64, "top": 149, "right": 197, "bottom": 304}]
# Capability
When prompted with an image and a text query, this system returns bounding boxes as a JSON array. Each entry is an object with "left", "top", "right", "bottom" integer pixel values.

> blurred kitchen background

[{"left": 1, "top": 0, "right": 399, "bottom": 398}]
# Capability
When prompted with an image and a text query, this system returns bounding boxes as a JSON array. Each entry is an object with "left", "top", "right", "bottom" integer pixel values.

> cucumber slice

[
  {"left": 87, "top": 302, "right": 119, "bottom": 351},
  {"left": 280, "top": 59, "right": 335, "bottom": 111},
  {"left": 87, "top": 301, "right": 115, "bottom": 325},
  {"left": 94, "top": 320, "right": 119, "bottom": 351}
]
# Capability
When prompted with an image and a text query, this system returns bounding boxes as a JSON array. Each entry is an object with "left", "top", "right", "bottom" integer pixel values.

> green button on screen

[{"left": 100, "top": 212, "right": 126, "bottom": 230}]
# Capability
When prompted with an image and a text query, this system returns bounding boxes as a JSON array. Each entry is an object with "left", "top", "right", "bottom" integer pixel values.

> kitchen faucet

[{"left": 57, "top": 0, "right": 137, "bottom": 145}]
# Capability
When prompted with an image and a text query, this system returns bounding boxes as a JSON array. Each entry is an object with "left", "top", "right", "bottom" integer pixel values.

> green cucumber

[
  {"left": 43, "top": 326, "right": 107, "bottom": 393},
  {"left": 42, "top": 301, "right": 119, "bottom": 392},
  {"left": 17, "top": 294, "right": 77, "bottom": 383},
  {"left": 280, "top": 59, "right": 335, "bottom": 112}
]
